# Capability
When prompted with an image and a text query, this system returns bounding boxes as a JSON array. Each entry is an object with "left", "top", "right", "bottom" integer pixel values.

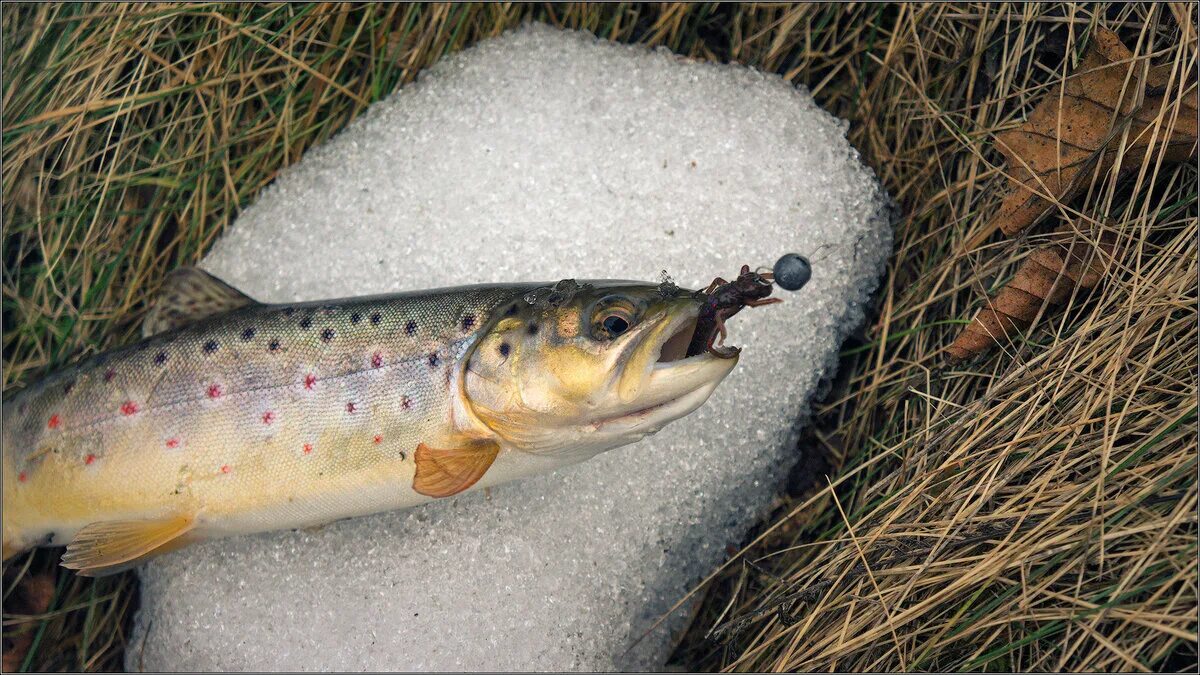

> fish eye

[
  {"left": 602, "top": 314, "right": 629, "bottom": 335},
  {"left": 590, "top": 297, "right": 639, "bottom": 340}
]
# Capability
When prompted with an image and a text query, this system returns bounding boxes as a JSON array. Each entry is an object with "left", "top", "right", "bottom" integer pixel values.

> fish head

[{"left": 462, "top": 280, "right": 740, "bottom": 459}]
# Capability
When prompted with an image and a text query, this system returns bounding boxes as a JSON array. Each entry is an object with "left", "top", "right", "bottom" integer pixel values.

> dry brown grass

[
  {"left": 2, "top": 3, "right": 1196, "bottom": 672},
  {"left": 666, "top": 3, "right": 1198, "bottom": 672}
]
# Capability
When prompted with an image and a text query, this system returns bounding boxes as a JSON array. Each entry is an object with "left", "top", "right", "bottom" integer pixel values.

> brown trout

[{"left": 2, "top": 267, "right": 773, "bottom": 576}]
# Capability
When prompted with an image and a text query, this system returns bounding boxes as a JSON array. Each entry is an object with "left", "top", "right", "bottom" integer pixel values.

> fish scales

[
  {"left": 3, "top": 270, "right": 750, "bottom": 575},
  {"left": 4, "top": 285, "right": 530, "bottom": 544}
]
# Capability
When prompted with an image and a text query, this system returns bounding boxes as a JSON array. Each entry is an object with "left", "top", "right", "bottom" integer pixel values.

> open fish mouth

[
  {"left": 595, "top": 309, "right": 737, "bottom": 432},
  {"left": 655, "top": 310, "right": 740, "bottom": 364},
  {"left": 654, "top": 262, "right": 780, "bottom": 364},
  {"left": 591, "top": 299, "right": 748, "bottom": 434}
]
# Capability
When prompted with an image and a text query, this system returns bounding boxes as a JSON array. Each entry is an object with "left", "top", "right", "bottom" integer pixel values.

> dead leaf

[
  {"left": 947, "top": 226, "right": 1118, "bottom": 363},
  {"left": 2, "top": 572, "right": 56, "bottom": 671},
  {"left": 974, "top": 27, "right": 1196, "bottom": 246}
]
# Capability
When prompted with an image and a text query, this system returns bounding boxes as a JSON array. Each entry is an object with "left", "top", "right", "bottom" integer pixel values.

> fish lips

[{"left": 605, "top": 303, "right": 740, "bottom": 431}]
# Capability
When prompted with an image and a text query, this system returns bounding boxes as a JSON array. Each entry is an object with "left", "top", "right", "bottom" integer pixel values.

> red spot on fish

[
  {"left": 262, "top": 411, "right": 275, "bottom": 425},
  {"left": 18, "top": 472, "right": 27, "bottom": 483},
  {"left": 304, "top": 373, "right": 317, "bottom": 389},
  {"left": 346, "top": 402, "right": 357, "bottom": 414},
  {"left": 85, "top": 453, "right": 96, "bottom": 466},
  {"left": 120, "top": 401, "right": 139, "bottom": 416},
  {"left": 303, "top": 443, "right": 313, "bottom": 455},
  {"left": 220, "top": 464, "right": 231, "bottom": 474},
  {"left": 47, "top": 414, "right": 61, "bottom": 429},
  {"left": 104, "top": 368, "right": 116, "bottom": 382},
  {"left": 373, "top": 435, "right": 383, "bottom": 444},
  {"left": 401, "top": 396, "right": 412, "bottom": 410},
  {"left": 207, "top": 383, "right": 223, "bottom": 399},
  {"left": 166, "top": 437, "right": 180, "bottom": 449},
  {"left": 371, "top": 352, "right": 383, "bottom": 368}
]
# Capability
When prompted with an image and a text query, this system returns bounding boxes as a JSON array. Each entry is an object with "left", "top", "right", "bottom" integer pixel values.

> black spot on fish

[
  {"left": 462, "top": 314, "right": 476, "bottom": 330},
  {"left": 405, "top": 320, "right": 417, "bottom": 336},
  {"left": 283, "top": 307, "right": 296, "bottom": 317},
  {"left": 203, "top": 340, "right": 219, "bottom": 354},
  {"left": 499, "top": 343, "right": 510, "bottom": 357},
  {"left": 321, "top": 328, "right": 335, "bottom": 342},
  {"left": 428, "top": 353, "right": 439, "bottom": 368},
  {"left": 154, "top": 351, "right": 168, "bottom": 366},
  {"left": 527, "top": 323, "right": 539, "bottom": 335},
  {"left": 370, "top": 312, "right": 382, "bottom": 325},
  {"left": 241, "top": 327, "right": 255, "bottom": 341},
  {"left": 299, "top": 316, "right": 312, "bottom": 330},
  {"left": 398, "top": 451, "right": 407, "bottom": 461},
  {"left": 504, "top": 304, "right": 519, "bottom": 317},
  {"left": 350, "top": 312, "right": 362, "bottom": 325},
  {"left": 269, "top": 339, "right": 281, "bottom": 352},
  {"left": 63, "top": 381, "right": 74, "bottom": 395}
]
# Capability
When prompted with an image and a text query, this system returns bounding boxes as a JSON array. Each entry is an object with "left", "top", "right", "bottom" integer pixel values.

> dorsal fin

[{"left": 143, "top": 267, "right": 259, "bottom": 338}]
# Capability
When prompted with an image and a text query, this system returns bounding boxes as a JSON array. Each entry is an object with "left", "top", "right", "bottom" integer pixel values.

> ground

[{"left": 2, "top": 3, "right": 1196, "bottom": 672}]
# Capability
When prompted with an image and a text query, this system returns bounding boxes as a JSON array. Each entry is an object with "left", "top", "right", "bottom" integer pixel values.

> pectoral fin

[
  {"left": 413, "top": 441, "right": 501, "bottom": 498},
  {"left": 60, "top": 514, "right": 197, "bottom": 577},
  {"left": 143, "top": 267, "right": 259, "bottom": 338}
]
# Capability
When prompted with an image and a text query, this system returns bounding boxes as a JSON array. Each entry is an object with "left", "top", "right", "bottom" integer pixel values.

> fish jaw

[
  {"left": 544, "top": 325, "right": 738, "bottom": 458},
  {"left": 592, "top": 350, "right": 737, "bottom": 438}
]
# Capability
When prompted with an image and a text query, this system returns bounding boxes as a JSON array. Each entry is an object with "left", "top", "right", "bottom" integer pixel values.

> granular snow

[{"left": 129, "top": 23, "right": 892, "bottom": 671}]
